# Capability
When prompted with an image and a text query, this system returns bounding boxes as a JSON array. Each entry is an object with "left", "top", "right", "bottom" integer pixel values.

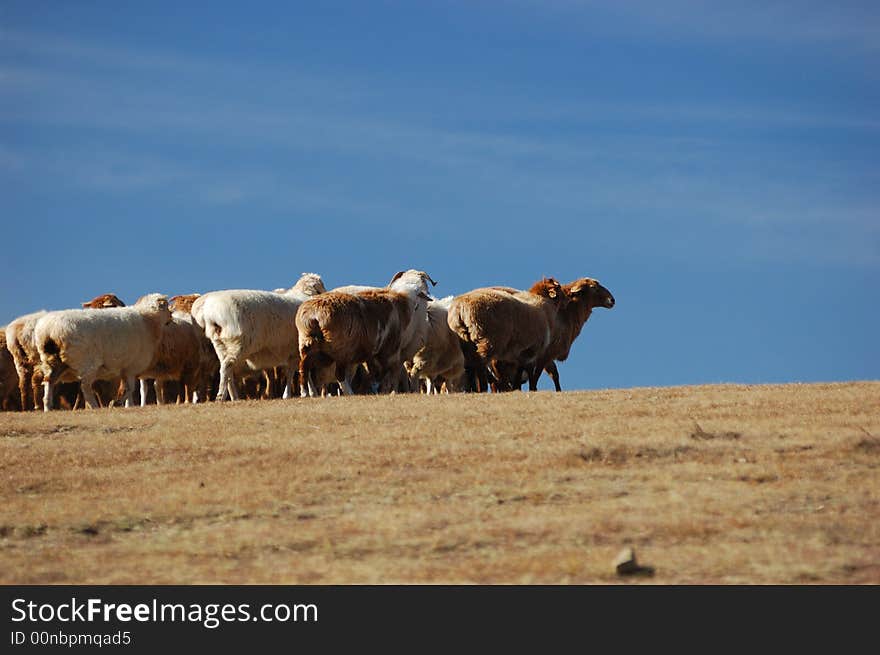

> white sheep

[
  {"left": 406, "top": 296, "right": 466, "bottom": 393},
  {"left": 34, "top": 294, "right": 173, "bottom": 410},
  {"left": 5, "top": 310, "right": 48, "bottom": 410},
  {"left": 190, "top": 273, "right": 326, "bottom": 401},
  {"left": 0, "top": 327, "right": 21, "bottom": 410}
]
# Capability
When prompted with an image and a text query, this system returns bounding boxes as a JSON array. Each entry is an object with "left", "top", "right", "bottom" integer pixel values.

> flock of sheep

[{"left": 0, "top": 270, "right": 614, "bottom": 411}]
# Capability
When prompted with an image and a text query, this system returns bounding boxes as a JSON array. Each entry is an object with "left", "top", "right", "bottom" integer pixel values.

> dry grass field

[{"left": 1, "top": 382, "right": 878, "bottom": 584}]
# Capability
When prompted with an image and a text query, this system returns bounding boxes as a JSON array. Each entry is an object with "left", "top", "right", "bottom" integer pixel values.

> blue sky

[{"left": 1, "top": 1, "right": 878, "bottom": 390}]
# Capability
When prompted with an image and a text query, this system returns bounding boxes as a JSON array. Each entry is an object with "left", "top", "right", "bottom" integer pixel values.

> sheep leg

[
  {"left": 337, "top": 363, "right": 358, "bottom": 396},
  {"left": 17, "top": 366, "right": 33, "bottom": 411},
  {"left": 488, "top": 361, "right": 510, "bottom": 392},
  {"left": 474, "top": 366, "right": 489, "bottom": 393},
  {"left": 155, "top": 379, "right": 165, "bottom": 405},
  {"left": 40, "top": 365, "right": 70, "bottom": 412},
  {"left": 363, "top": 360, "right": 383, "bottom": 394},
  {"left": 182, "top": 369, "right": 198, "bottom": 404},
  {"left": 79, "top": 375, "right": 101, "bottom": 409},
  {"left": 32, "top": 369, "right": 44, "bottom": 411},
  {"left": 296, "top": 359, "right": 313, "bottom": 398},
  {"left": 299, "top": 353, "right": 314, "bottom": 398},
  {"left": 122, "top": 375, "right": 136, "bottom": 407},
  {"left": 299, "top": 351, "right": 324, "bottom": 398},
  {"left": 193, "top": 370, "right": 208, "bottom": 404},
  {"left": 507, "top": 365, "right": 527, "bottom": 392},
  {"left": 262, "top": 370, "right": 273, "bottom": 400},
  {"left": 42, "top": 379, "right": 54, "bottom": 412},
  {"left": 140, "top": 379, "right": 149, "bottom": 407},
  {"left": 227, "top": 377, "right": 240, "bottom": 401},
  {"left": 545, "top": 361, "right": 562, "bottom": 392},
  {"left": 380, "top": 360, "right": 402, "bottom": 394},
  {"left": 527, "top": 361, "right": 545, "bottom": 392},
  {"left": 217, "top": 361, "right": 232, "bottom": 401},
  {"left": 401, "top": 368, "right": 419, "bottom": 393},
  {"left": 281, "top": 365, "right": 294, "bottom": 400},
  {"left": 425, "top": 378, "right": 434, "bottom": 395}
]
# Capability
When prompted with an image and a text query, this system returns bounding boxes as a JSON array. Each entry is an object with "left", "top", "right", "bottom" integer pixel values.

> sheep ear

[
  {"left": 389, "top": 271, "right": 406, "bottom": 286},
  {"left": 425, "top": 273, "right": 437, "bottom": 286},
  {"left": 81, "top": 302, "right": 89, "bottom": 308}
]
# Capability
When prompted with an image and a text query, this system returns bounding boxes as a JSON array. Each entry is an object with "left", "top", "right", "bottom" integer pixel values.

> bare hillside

[{"left": 1, "top": 382, "right": 878, "bottom": 584}]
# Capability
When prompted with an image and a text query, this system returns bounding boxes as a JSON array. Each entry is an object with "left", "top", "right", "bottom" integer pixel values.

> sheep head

[
  {"left": 389, "top": 270, "right": 437, "bottom": 288},
  {"left": 134, "top": 293, "right": 174, "bottom": 324},
  {"left": 81, "top": 293, "right": 126, "bottom": 309},
  {"left": 292, "top": 273, "right": 327, "bottom": 297},
  {"left": 528, "top": 277, "right": 568, "bottom": 307},
  {"left": 567, "top": 278, "right": 615, "bottom": 309},
  {"left": 169, "top": 293, "right": 201, "bottom": 314}
]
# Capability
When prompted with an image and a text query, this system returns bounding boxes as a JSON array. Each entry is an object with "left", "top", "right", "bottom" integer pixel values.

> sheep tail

[
  {"left": 299, "top": 317, "right": 324, "bottom": 353},
  {"left": 40, "top": 337, "right": 65, "bottom": 374},
  {"left": 42, "top": 337, "right": 61, "bottom": 357}
]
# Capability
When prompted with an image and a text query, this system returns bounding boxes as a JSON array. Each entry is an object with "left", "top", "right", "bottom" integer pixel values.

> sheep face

[
  {"left": 388, "top": 270, "right": 436, "bottom": 290},
  {"left": 169, "top": 293, "right": 201, "bottom": 314},
  {"left": 568, "top": 278, "right": 615, "bottom": 309},
  {"left": 81, "top": 293, "right": 126, "bottom": 308},
  {"left": 528, "top": 277, "right": 568, "bottom": 309},
  {"left": 387, "top": 270, "right": 436, "bottom": 302},
  {"left": 135, "top": 293, "right": 174, "bottom": 325},
  {"left": 292, "top": 273, "right": 327, "bottom": 297}
]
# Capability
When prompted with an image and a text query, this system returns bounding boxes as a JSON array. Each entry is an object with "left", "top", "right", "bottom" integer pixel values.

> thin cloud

[
  {"left": 507, "top": 0, "right": 880, "bottom": 51},
  {"left": 2, "top": 29, "right": 877, "bottom": 270}
]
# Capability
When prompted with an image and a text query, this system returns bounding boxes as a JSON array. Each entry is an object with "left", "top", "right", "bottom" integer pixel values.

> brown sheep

[
  {"left": 297, "top": 289, "right": 414, "bottom": 395},
  {"left": 330, "top": 270, "right": 438, "bottom": 393},
  {"left": 447, "top": 278, "right": 567, "bottom": 392},
  {"left": 137, "top": 312, "right": 204, "bottom": 406},
  {"left": 0, "top": 329, "right": 21, "bottom": 410},
  {"left": 542, "top": 278, "right": 615, "bottom": 391},
  {"left": 5, "top": 310, "right": 48, "bottom": 410},
  {"left": 168, "top": 293, "right": 200, "bottom": 314},
  {"left": 81, "top": 293, "right": 126, "bottom": 309},
  {"left": 168, "top": 293, "right": 220, "bottom": 403},
  {"left": 298, "top": 270, "right": 433, "bottom": 396}
]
